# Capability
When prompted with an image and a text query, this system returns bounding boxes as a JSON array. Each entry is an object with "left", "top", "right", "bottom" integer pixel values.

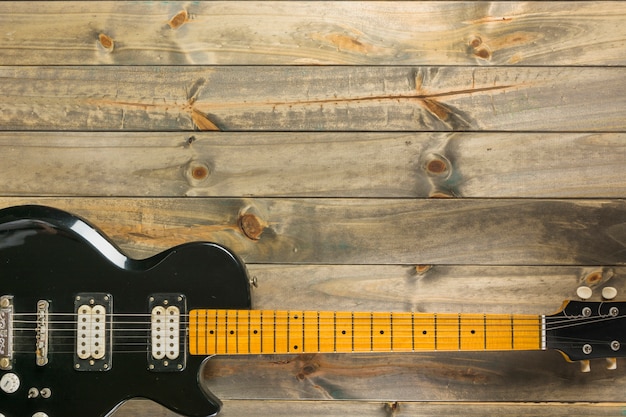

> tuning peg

[
  {"left": 602, "top": 287, "right": 618, "bottom": 300},
  {"left": 576, "top": 286, "right": 593, "bottom": 300},
  {"left": 580, "top": 359, "right": 591, "bottom": 373},
  {"left": 606, "top": 357, "right": 618, "bottom": 370}
]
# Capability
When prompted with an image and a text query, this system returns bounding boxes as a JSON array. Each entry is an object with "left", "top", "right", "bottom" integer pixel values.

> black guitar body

[{"left": 0, "top": 205, "right": 251, "bottom": 417}]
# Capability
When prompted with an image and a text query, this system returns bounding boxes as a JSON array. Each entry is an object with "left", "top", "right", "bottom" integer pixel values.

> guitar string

[
  {"left": 9, "top": 323, "right": 618, "bottom": 353},
  {"left": 10, "top": 312, "right": 621, "bottom": 328},
  {"left": 10, "top": 314, "right": 620, "bottom": 335}
]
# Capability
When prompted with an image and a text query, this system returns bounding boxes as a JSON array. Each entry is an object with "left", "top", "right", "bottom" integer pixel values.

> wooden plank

[
  {"left": 248, "top": 264, "right": 624, "bottom": 315},
  {"left": 1, "top": 2, "right": 624, "bottom": 66},
  {"left": 2, "top": 132, "right": 626, "bottom": 198},
  {"left": 113, "top": 399, "right": 626, "bottom": 417},
  {"left": 1, "top": 66, "right": 623, "bottom": 131},
  {"left": 2, "top": 197, "right": 626, "bottom": 265},
  {"left": 202, "top": 351, "right": 626, "bottom": 402}
]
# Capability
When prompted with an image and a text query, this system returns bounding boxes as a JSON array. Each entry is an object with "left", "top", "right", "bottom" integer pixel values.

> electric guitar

[{"left": 0, "top": 205, "right": 624, "bottom": 417}]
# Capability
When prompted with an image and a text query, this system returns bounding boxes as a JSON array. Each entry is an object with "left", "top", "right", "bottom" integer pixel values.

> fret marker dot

[
  {"left": 471, "top": 330, "right": 476, "bottom": 334},
  {"left": 230, "top": 330, "right": 234, "bottom": 335},
  {"left": 253, "top": 330, "right": 258, "bottom": 334},
  {"left": 422, "top": 330, "right": 427, "bottom": 335},
  {"left": 210, "top": 330, "right": 214, "bottom": 335},
  {"left": 380, "top": 330, "right": 384, "bottom": 335},
  {"left": 294, "top": 345, "right": 298, "bottom": 350},
  {"left": 342, "top": 330, "right": 346, "bottom": 335}
]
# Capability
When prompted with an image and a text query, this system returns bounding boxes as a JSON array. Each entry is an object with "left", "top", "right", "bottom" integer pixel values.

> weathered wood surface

[
  {"left": 114, "top": 399, "right": 626, "bottom": 417},
  {"left": 1, "top": 1, "right": 625, "bottom": 66},
  {"left": 247, "top": 264, "right": 623, "bottom": 314},
  {"left": 195, "top": 265, "right": 626, "bottom": 403},
  {"left": 1, "top": 66, "right": 624, "bottom": 131},
  {"left": 1, "top": 0, "right": 625, "bottom": 415},
  {"left": 2, "top": 132, "right": 626, "bottom": 198},
  {"left": 1, "top": 197, "right": 626, "bottom": 265}
]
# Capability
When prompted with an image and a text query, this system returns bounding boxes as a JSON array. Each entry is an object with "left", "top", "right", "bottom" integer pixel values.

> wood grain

[
  {"left": 110, "top": 266, "right": 626, "bottom": 410},
  {"left": 1, "top": 2, "right": 624, "bottom": 66},
  {"left": 194, "top": 266, "right": 625, "bottom": 403},
  {"left": 114, "top": 399, "right": 626, "bottom": 417},
  {"left": 1, "top": 0, "right": 624, "bottom": 414},
  {"left": 246, "top": 264, "right": 624, "bottom": 314},
  {"left": 1, "top": 66, "right": 623, "bottom": 131},
  {"left": 2, "top": 132, "right": 626, "bottom": 198},
  {"left": 201, "top": 350, "right": 626, "bottom": 402},
  {"left": 1, "top": 197, "right": 626, "bottom": 265}
]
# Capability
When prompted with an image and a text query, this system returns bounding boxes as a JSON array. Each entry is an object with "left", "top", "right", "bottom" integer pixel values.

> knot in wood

[
  {"left": 469, "top": 35, "right": 482, "bottom": 48},
  {"left": 185, "top": 161, "right": 211, "bottom": 186},
  {"left": 424, "top": 153, "right": 451, "bottom": 178},
  {"left": 168, "top": 10, "right": 189, "bottom": 29},
  {"left": 474, "top": 47, "right": 492, "bottom": 60},
  {"left": 415, "top": 265, "right": 433, "bottom": 275},
  {"left": 98, "top": 33, "right": 115, "bottom": 52},
  {"left": 238, "top": 213, "right": 265, "bottom": 240},
  {"left": 191, "top": 165, "right": 209, "bottom": 181}
]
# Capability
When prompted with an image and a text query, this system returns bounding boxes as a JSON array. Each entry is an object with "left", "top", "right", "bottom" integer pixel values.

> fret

[
  {"left": 237, "top": 310, "right": 249, "bottom": 354},
  {"left": 335, "top": 311, "right": 353, "bottom": 353},
  {"left": 512, "top": 315, "right": 541, "bottom": 350},
  {"left": 274, "top": 310, "right": 289, "bottom": 353},
  {"left": 391, "top": 312, "right": 413, "bottom": 352},
  {"left": 353, "top": 312, "right": 372, "bottom": 352},
  {"left": 188, "top": 309, "right": 541, "bottom": 355},
  {"left": 215, "top": 310, "right": 227, "bottom": 354},
  {"left": 189, "top": 309, "right": 198, "bottom": 355},
  {"left": 204, "top": 309, "right": 217, "bottom": 354},
  {"left": 485, "top": 314, "right": 513, "bottom": 350},
  {"left": 460, "top": 314, "right": 485, "bottom": 350},
  {"left": 317, "top": 311, "right": 334, "bottom": 352},
  {"left": 436, "top": 313, "right": 460, "bottom": 351},
  {"left": 372, "top": 312, "right": 391, "bottom": 352},
  {"left": 303, "top": 311, "right": 318, "bottom": 353},
  {"left": 261, "top": 310, "right": 273, "bottom": 354},
  {"left": 288, "top": 311, "right": 303, "bottom": 353},
  {"left": 414, "top": 314, "right": 436, "bottom": 350},
  {"left": 248, "top": 310, "right": 262, "bottom": 354}
]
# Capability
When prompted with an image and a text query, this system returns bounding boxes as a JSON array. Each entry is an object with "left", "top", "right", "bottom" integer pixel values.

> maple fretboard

[{"left": 189, "top": 309, "right": 543, "bottom": 355}]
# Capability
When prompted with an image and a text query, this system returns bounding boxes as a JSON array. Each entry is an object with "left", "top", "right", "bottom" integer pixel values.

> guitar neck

[{"left": 188, "top": 310, "right": 544, "bottom": 355}]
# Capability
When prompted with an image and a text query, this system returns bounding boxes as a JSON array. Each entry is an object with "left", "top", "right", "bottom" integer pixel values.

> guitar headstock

[{"left": 546, "top": 300, "right": 626, "bottom": 371}]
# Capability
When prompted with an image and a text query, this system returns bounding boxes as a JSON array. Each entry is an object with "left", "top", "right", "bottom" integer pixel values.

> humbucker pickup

[
  {"left": 74, "top": 293, "right": 112, "bottom": 371},
  {"left": 148, "top": 294, "right": 186, "bottom": 372}
]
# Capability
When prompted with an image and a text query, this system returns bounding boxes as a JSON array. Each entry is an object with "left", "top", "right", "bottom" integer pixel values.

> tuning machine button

[
  {"left": 576, "top": 286, "right": 593, "bottom": 300},
  {"left": 606, "top": 357, "right": 618, "bottom": 370},
  {"left": 602, "top": 287, "right": 618, "bottom": 300},
  {"left": 580, "top": 359, "right": 591, "bottom": 373}
]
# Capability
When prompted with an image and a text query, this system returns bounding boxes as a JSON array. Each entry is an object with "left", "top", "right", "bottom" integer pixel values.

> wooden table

[{"left": 1, "top": 2, "right": 625, "bottom": 416}]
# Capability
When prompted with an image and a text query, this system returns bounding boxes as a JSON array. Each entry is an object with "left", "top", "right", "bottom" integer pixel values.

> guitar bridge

[
  {"left": 0, "top": 295, "right": 13, "bottom": 370},
  {"left": 148, "top": 294, "right": 186, "bottom": 372},
  {"left": 35, "top": 300, "right": 50, "bottom": 366},
  {"left": 74, "top": 293, "right": 112, "bottom": 371}
]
